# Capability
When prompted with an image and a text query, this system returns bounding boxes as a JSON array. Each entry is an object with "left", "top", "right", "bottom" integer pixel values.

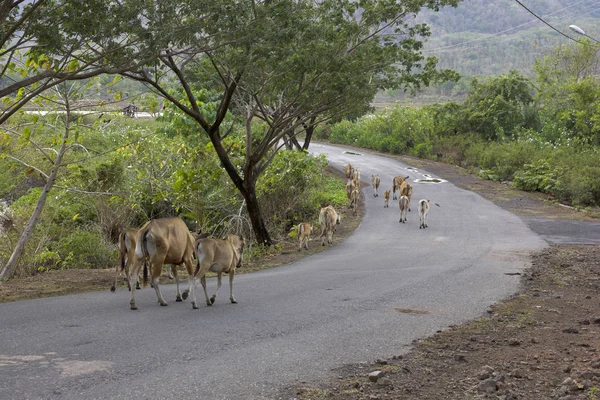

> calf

[
  {"left": 345, "top": 179, "right": 355, "bottom": 206},
  {"left": 399, "top": 195, "right": 409, "bottom": 223},
  {"left": 392, "top": 175, "right": 409, "bottom": 200},
  {"left": 371, "top": 175, "right": 380, "bottom": 197},
  {"left": 188, "top": 233, "right": 245, "bottom": 309},
  {"left": 111, "top": 228, "right": 141, "bottom": 292},
  {"left": 297, "top": 222, "right": 312, "bottom": 251},
  {"left": 383, "top": 189, "right": 390, "bottom": 208},
  {"left": 128, "top": 217, "right": 196, "bottom": 310},
  {"left": 344, "top": 163, "right": 354, "bottom": 179},
  {"left": 418, "top": 199, "right": 430, "bottom": 229},
  {"left": 319, "top": 205, "right": 341, "bottom": 246},
  {"left": 350, "top": 187, "right": 360, "bottom": 215}
]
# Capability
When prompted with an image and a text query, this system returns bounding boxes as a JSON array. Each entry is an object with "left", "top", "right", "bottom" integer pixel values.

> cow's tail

[
  {"left": 136, "top": 227, "right": 151, "bottom": 288},
  {"left": 319, "top": 208, "right": 327, "bottom": 229},
  {"left": 118, "top": 231, "right": 127, "bottom": 271},
  {"left": 193, "top": 241, "right": 204, "bottom": 277}
]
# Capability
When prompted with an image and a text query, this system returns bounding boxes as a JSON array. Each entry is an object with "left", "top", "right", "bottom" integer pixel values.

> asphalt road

[{"left": 0, "top": 143, "right": 548, "bottom": 400}]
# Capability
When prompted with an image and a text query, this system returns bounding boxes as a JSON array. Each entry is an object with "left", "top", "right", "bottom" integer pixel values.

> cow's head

[{"left": 226, "top": 233, "right": 245, "bottom": 268}]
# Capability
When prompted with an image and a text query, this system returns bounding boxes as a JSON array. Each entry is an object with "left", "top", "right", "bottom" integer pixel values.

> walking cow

[
  {"left": 371, "top": 175, "right": 380, "bottom": 197},
  {"left": 128, "top": 217, "right": 196, "bottom": 310},
  {"left": 319, "top": 205, "right": 341, "bottom": 245}
]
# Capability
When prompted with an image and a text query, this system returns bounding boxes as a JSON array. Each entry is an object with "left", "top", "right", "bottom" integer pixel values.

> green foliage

[
  {"left": 55, "top": 228, "right": 116, "bottom": 269},
  {"left": 327, "top": 106, "right": 435, "bottom": 156},
  {"left": 462, "top": 71, "right": 538, "bottom": 141},
  {"left": 513, "top": 160, "right": 562, "bottom": 193}
]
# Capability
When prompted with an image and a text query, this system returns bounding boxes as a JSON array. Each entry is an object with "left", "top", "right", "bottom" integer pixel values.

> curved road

[{"left": 0, "top": 143, "right": 547, "bottom": 399}]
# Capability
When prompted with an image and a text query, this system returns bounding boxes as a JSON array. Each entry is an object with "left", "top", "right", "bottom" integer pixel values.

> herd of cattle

[
  {"left": 296, "top": 162, "right": 435, "bottom": 251},
  {"left": 113, "top": 162, "right": 434, "bottom": 310},
  {"left": 111, "top": 217, "right": 244, "bottom": 310}
]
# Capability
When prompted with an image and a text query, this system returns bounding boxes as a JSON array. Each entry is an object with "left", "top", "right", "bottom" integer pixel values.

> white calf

[
  {"left": 399, "top": 195, "right": 409, "bottom": 223},
  {"left": 418, "top": 199, "right": 430, "bottom": 229},
  {"left": 371, "top": 175, "right": 380, "bottom": 197}
]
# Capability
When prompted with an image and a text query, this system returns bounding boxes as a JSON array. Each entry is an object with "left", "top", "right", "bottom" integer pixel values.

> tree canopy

[{"left": 117, "top": 0, "right": 460, "bottom": 244}]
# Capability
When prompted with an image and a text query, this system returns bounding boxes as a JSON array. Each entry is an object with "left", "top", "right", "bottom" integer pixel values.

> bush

[
  {"left": 513, "top": 160, "right": 562, "bottom": 193},
  {"left": 55, "top": 228, "right": 116, "bottom": 269}
]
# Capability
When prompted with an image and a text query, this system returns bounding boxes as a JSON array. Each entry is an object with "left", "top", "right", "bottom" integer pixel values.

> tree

[
  {"left": 0, "top": 82, "right": 115, "bottom": 280},
  {"left": 534, "top": 39, "right": 600, "bottom": 145},
  {"left": 462, "top": 70, "right": 537, "bottom": 141},
  {"left": 121, "top": 0, "right": 460, "bottom": 246},
  {"left": 0, "top": 0, "right": 174, "bottom": 124}
]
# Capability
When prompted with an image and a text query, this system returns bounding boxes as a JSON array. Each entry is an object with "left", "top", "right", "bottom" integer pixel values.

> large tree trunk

[
  {"left": 241, "top": 181, "right": 273, "bottom": 246},
  {"left": 302, "top": 123, "right": 315, "bottom": 151}
]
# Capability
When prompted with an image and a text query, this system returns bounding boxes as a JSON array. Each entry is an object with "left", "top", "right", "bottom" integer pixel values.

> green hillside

[
  {"left": 421, "top": 0, "right": 600, "bottom": 76},
  {"left": 375, "top": 0, "right": 600, "bottom": 105}
]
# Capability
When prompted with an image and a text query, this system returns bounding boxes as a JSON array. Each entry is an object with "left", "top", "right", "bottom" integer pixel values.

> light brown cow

[
  {"left": 319, "top": 205, "right": 341, "bottom": 246},
  {"left": 371, "top": 175, "right": 380, "bottom": 197},
  {"left": 350, "top": 187, "right": 360, "bottom": 215},
  {"left": 297, "top": 222, "right": 312, "bottom": 251},
  {"left": 344, "top": 164, "right": 354, "bottom": 179},
  {"left": 352, "top": 177, "right": 361, "bottom": 191},
  {"left": 128, "top": 217, "right": 195, "bottom": 310},
  {"left": 384, "top": 189, "right": 391, "bottom": 208},
  {"left": 399, "top": 195, "right": 409, "bottom": 223},
  {"left": 111, "top": 228, "right": 140, "bottom": 292},
  {"left": 392, "top": 175, "right": 409, "bottom": 200},
  {"left": 400, "top": 181, "right": 413, "bottom": 211},
  {"left": 352, "top": 168, "right": 361, "bottom": 181},
  {"left": 345, "top": 179, "right": 355, "bottom": 205},
  {"left": 188, "top": 233, "right": 245, "bottom": 309}
]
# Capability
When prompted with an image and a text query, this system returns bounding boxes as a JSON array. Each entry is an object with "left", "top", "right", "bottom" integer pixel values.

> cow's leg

[
  {"left": 168, "top": 265, "right": 174, "bottom": 279},
  {"left": 128, "top": 264, "right": 141, "bottom": 310},
  {"left": 320, "top": 227, "right": 326, "bottom": 246},
  {"left": 209, "top": 273, "right": 222, "bottom": 305},
  {"left": 150, "top": 260, "right": 168, "bottom": 306},
  {"left": 172, "top": 265, "right": 183, "bottom": 302},
  {"left": 304, "top": 236, "right": 309, "bottom": 250},
  {"left": 229, "top": 268, "right": 237, "bottom": 304},
  {"left": 200, "top": 275, "right": 212, "bottom": 306}
]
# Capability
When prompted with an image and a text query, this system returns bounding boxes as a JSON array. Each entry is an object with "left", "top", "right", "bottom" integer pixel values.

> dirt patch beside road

[{"left": 293, "top": 244, "right": 600, "bottom": 400}]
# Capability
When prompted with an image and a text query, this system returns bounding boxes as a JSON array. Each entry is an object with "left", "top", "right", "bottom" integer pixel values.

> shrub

[
  {"left": 54, "top": 228, "right": 116, "bottom": 269},
  {"left": 513, "top": 160, "right": 562, "bottom": 193}
]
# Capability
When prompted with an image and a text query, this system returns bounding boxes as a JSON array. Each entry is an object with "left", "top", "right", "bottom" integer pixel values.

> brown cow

[
  {"left": 111, "top": 228, "right": 140, "bottom": 292},
  {"left": 371, "top": 175, "right": 380, "bottom": 197},
  {"left": 344, "top": 164, "right": 354, "bottom": 179},
  {"left": 392, "top": 175, "right": 409, "bottom": 200},
  {"left": 188, "top": 233, "right": 245, "bottom": 309},
  {"left": 352, "top": 177, "right": 361, "bottom": 191},
  {"left": 345, "top": 179, "right": 355, "bottom": 205},
  {"left": 352, "top": 168, "right": 360, "bottom": 181},
  {"left": 297, "top": 222, "right": 312, "bottom": 251},
  {"left": 400, "top": 181, "right": 413, "bottom": 211},
  {"left": 384, "top": 189, "right": 391, "bottom": 208},
  {"left": 350, "top": 187, "right": 360, "bottom": 215},
  {"left": 128, "top": 217, "right": 195, "bottom": 310},
  {"left": 319, "top": 205, "right": 341, "bottom": 246}
]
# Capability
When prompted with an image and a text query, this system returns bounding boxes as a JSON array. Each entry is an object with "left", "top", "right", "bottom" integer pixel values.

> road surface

[{"left": 0, "top": 143, "right": 547, "bottom": 399}]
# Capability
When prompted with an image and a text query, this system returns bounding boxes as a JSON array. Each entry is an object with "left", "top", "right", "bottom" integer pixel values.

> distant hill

[
  {"left": 420, "top": 0, "right": 600, "bottom": 76},
  {"left": 374, "top": 0, "right": 600, "bottom": 106}
]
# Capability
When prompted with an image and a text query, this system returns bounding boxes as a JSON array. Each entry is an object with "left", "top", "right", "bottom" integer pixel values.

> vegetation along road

[{"left": 0, "top": 143, "right": 548, "bottom": 399}]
